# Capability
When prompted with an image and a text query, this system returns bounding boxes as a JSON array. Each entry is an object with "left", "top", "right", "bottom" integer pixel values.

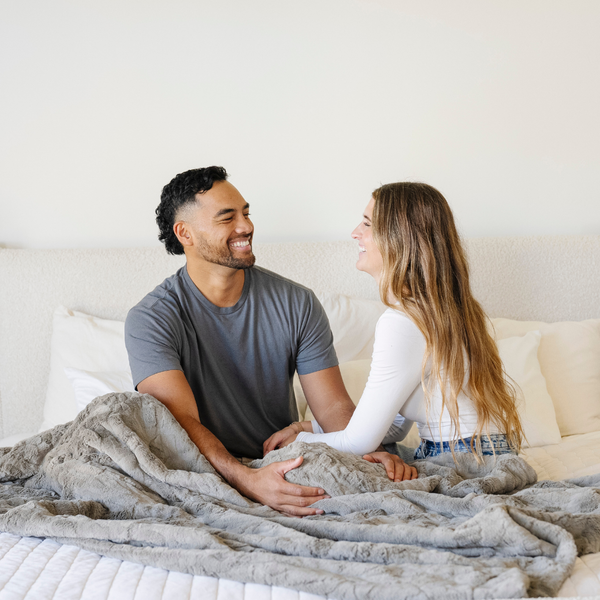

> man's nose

[{"left": 235, "top": 216, "right": 253, "bottom": 233}]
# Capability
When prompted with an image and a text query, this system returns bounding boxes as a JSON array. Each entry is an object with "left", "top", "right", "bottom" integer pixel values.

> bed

[{"left": 1, "top": 237, "right": 599, "bottom": 599}]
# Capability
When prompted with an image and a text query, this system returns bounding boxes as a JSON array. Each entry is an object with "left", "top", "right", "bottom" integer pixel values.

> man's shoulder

[
  {"left": 127, "top": 268, "right": 187, "bottom": 322},
  {"left": 250, "top": 266, "right": 315, "bottom": 299}
]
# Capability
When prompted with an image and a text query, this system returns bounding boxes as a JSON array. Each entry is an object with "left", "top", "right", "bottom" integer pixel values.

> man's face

[{"left": 179, "top": 180, "right": 255, "bottom": 269}]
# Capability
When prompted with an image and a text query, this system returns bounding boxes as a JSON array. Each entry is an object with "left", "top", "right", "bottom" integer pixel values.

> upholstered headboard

[{"left": 1, "top": 235, "right": 599, "bottom": 438}]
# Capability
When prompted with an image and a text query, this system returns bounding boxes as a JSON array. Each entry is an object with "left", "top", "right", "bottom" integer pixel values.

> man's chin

[
  {"left": 227, "top": 254, "right": 256, "bottom": 270},
  {"left": 196, "top": 244, "right": 256, "bottom": 270},
  {"left": 236, "top": 257, "right": 256, "bottom": 270}
]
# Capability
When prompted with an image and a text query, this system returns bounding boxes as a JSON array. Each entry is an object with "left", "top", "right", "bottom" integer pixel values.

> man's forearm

[
  {"left": 177, "top": 413, "right": 250, "bottom": 488},
  {"left": 298, "top": 366, "right": 356, "bottom": 433}
]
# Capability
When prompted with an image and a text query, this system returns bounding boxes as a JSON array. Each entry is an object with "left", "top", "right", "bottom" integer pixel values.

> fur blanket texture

[{"left": 1, "top": 393, "right": 599, "bottom": 599}]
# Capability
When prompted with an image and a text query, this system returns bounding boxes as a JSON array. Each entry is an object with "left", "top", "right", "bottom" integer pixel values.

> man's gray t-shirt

[{"left": 125, "top": 266, "right": 338, "bottom": 459}]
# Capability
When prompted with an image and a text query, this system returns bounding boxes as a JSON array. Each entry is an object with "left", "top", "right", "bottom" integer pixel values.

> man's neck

[{"left": 186, "top": 260, "right": 246, "bottom": 308}]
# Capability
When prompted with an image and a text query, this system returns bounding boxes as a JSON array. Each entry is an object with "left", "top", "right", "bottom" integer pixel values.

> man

[{"left": 125, "top": 166, "right": 412, "bottom": 517}]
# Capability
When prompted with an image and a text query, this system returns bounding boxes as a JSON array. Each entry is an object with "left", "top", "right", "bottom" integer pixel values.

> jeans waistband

[{"left": 414, "top": 434, "right": 515, "bottom": 460}]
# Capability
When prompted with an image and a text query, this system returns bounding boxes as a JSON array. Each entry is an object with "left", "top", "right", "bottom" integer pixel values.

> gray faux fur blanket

[{"left": 0, "top": 393, "right": 599, "bottom": 599}]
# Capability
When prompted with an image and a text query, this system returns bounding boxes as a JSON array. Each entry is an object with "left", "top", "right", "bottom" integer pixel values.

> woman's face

[{"left": 351, "top": 197, "right": 383, "bottom": 281}]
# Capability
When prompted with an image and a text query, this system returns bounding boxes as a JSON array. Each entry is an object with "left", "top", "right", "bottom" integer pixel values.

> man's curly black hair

[{"left": 156, "top": 166, "right": 229, "bottom": 255}]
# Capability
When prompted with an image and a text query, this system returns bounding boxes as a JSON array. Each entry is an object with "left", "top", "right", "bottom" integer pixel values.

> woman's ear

[{"left": 173, "top": 221, "right": 193, "bottom": 247}]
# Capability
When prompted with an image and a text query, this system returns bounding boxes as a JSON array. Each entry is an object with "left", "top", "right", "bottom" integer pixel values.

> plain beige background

[{"left": 1, "top": 0, "right": 599, "bottom": 249}]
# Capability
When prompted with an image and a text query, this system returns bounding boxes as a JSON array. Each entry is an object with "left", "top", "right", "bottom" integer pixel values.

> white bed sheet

[{"left": 1, "top": 432, "right": 600, "bottom": 600}]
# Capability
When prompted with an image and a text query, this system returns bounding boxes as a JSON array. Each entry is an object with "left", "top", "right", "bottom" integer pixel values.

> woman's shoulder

[
  {"left": 376, "top": 307, "right": 422, "bottom": 336},
  {"left": 373, "top": 306, "right": 426, "bottom": 360}
]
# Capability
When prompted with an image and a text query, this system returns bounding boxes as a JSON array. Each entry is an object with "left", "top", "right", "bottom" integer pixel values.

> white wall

[{"left": 1, "top": 0, "right": 599, "bottom": 249}]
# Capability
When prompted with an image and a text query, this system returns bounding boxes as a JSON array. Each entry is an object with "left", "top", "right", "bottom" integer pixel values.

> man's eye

[{"left": 364, "top": 221, "right": 371, "bottom": 227}]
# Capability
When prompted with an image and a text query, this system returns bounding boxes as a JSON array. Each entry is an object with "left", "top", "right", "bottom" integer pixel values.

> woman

[{"left": 264, "top": 182, "right": 523, "bottom": 462}]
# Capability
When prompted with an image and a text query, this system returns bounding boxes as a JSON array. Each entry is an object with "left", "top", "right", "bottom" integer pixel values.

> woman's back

[{"left": 376, "top": 309, "right": 485, "bottom": 442}]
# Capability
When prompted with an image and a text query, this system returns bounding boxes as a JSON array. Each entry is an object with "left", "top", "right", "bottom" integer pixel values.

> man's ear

[{"left": 173, "top": 221, "right": 193, "bottom": 248}]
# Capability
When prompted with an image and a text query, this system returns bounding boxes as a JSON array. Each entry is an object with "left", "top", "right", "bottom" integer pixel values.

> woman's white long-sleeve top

[{"left": 296, "top": 308, "right": 487, "bottom": 455}]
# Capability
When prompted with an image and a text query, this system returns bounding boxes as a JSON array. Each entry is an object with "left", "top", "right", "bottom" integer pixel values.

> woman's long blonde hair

[{"left": 372, "top": 182, "right": 523, "bottom": 455}]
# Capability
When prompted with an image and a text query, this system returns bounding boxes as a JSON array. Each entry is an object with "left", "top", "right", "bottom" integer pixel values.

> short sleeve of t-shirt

[
  {"left": 295, "top": 289, "right": 338, "bottom": 375},
  {"left": 125, "top": 288, "right": 185, "bottom": 388}
]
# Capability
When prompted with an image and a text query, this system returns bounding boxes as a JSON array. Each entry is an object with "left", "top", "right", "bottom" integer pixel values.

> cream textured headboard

[{"left": 1, "top": 235, "right": 599, "bottom": 438}]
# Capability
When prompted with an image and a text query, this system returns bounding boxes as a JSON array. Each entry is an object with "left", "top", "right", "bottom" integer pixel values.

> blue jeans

[{"left": 414, "top": 434, "right": 515, "bottom": 460}]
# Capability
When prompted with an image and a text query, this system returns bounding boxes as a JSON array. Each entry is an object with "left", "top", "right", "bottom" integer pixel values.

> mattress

[
  {"left": 0, "top": 533, "right": 326, "bottom": 600},
  {"left": 520, "top": 431, "right": 600, "bottom": 482},
  {"left": 1, "top": 432, "right": 599, "bottom": 600}
]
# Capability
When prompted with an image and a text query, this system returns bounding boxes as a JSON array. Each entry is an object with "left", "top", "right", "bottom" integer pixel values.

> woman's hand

[
  {"left": 263, "top": 422, "right": 308, "bottom": 456},
  {"left": 363, "top": 452, "right": 418, "bottom": 481}
]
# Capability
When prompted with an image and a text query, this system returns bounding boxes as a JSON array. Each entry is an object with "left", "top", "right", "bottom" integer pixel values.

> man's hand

[
  {"left": 363, "top": 452, "right": 418, "bottom": 482},
  {"left": 237, "top": 456, "right": 329, "bottom": 517}
]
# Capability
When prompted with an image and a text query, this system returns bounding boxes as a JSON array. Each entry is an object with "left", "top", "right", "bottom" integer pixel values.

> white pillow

[
  {"left": 40, "top": 306, "right": 130, "bottom": 431},
  {"left": 492, "top": 317, "right": 600, "bottom": 437},
  {"left": 64, "top": 368, "right": 134, "bottom": 412},
  {"left": 299, "top": 332, "right": 560, "bottom": 449},
  {"left": 496, "top": 331, "right": 561, "bottom": 448},
  {"left": 317, "top": 293, "right": 386, "bottom": 363}
]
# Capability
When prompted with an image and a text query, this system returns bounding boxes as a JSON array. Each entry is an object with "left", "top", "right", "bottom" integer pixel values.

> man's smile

[{"left": 230, "top": 239, "right": 252, "bottom": 250}]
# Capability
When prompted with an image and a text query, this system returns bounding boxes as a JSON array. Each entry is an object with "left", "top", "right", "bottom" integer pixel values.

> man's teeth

[
  {"left": 359, "top": 246, "right": 366, "bottom": 253},
  {"left": 231, "top": 240, "right": 250, "bottom": 248}
]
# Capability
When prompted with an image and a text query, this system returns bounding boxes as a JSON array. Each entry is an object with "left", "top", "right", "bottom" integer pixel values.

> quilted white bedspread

[
  {"left": 0, "top": 533, "right": 327, "bottom": 600},
  {"left": 520, "top": 431, "right": 600, "bottom": 482}
]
